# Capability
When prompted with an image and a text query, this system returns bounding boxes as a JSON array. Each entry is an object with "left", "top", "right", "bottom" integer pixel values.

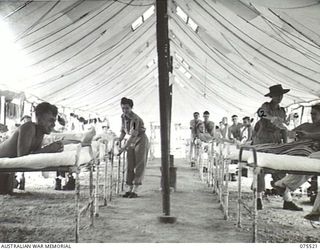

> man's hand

[
  {"left": 117, "top": 147, "right": 125, "bottom": 156},
  {"left": 43, "top": 141, "right": 64, "bottom": 153}
]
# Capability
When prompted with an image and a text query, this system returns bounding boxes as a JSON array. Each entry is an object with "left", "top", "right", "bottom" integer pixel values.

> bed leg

[
  {"left": 74, "top": 144, "right": 81, "bottom": 243},
  {"left": 122, "top": 151, "right": 126, "bottom": 192},
  {"left": 252, "top": 165, "right": 258, "bottom": 243},
  {"left": 75, "top": 167, "right": 80, "bottom": 243},
  {"left": 213, "top": 151, "right": 218, "bottom": 194},
  {"left": 89, "top": 162, "right": 94, "bottom": 227},
  {"left": 109, "top": 156, "right": 113, "bottom": 202},
  {"left": 220, "top": 154, "right": 225, "bottom": 206},
  {"left": 94, "top": 158, "right": 100, "bottom": 217},
  {"left": 208, "top": 154, "right": 212, "bottom": 187},
  {"left": 237, "top": 162, "right": 242, "bottom": 228},
  {"left": 239, "top": 146, "right": 258, "bottom": 242},
  {"left": 116, "top": 154, "right": 121, "bottom": 194},
  {"left": 103, "top": 148, "right": 108, "bottom": 206},
  {"left": 224, "top": 159, "right": 229, "bottom": 220}
]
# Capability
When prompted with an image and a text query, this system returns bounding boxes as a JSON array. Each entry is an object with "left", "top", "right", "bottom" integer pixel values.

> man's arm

[
  {"left": 17, "top": 123, "right": 35, "bottom": 156},
  {"left": 118, "top": 130, "right": 126, "bottom": 142},
  {"left": 18, "top": 123, "right": 63, "bottom": 156},
  {"left": 296, "top": 131, "right": 320, "bottom": 140}
]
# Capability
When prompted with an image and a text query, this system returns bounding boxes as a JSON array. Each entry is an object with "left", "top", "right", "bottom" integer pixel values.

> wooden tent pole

[{"left": 156, "top": 0, "right": 176, "bottom": 223}]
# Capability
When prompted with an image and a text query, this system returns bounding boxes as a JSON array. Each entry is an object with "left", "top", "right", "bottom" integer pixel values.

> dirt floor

[{"left": 0, "top": 158, "right": 319, "bottom": 243}]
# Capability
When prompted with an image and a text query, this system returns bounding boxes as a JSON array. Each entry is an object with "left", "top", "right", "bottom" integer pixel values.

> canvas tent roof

[{"left": 0, "top": 0, "right": 319, "bottom": 126}]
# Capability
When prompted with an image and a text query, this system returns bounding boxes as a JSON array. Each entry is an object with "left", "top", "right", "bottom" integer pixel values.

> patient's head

[
  {"left": 121, "top": 97, "right": 134, "bottom": 116},
  {"left": 311, "top": 104, "right": 320, "bottom": 124},
  {"left": 35, "top": 102, "right": 58, "bottom": 134}
]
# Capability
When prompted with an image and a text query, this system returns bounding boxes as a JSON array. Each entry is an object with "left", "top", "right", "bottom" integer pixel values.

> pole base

[{"left": 158, "top": 215, "right": 177, "bottom": 224}]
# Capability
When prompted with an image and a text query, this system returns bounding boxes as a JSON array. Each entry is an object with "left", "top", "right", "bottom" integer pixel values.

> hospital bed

[
  {"left": 205, "top": 140, "right": 320, "bottom": 242},
  {"left": 233, "top": 146, "right": 320, "bottom": 242},
  {"left": 0, "top": 137, "right": 123, "bottom": 243}
]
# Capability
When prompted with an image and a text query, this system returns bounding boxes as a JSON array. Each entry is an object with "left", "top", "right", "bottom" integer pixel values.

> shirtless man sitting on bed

[
  {"left": 0, "top": 102, "right": 64, "bottom": 194},
  {"left": 272, "top": 104, "right": 320, "bottom": 211}
]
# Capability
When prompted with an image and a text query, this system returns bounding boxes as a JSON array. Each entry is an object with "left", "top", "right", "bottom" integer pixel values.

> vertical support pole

[
  {"left": 122, "top": 150, "right": 126, "bottom": 192},
  {"left": 220, "top": 153, "right": 225, "bottom": 205},
  {"left": 0, "top": 96, "right": 5, "bottom": 124},
  {"left": 156, "top": 0, "right": 176, "bottom": 223},
  {"left": 237, "top": 162, "right": 242, "bottom": 228},
  {"left": 109, "top": 141, "right": 115, "bottom": 202},
  {"left": 88, "top": 146, "right": 94, "bottom": 227},
  {"left": 224, "top": 159, "right": 229, "bottom": 220},
  {"left": 210, "top": 142, "right": 214, "bottom": 187},
  {"left": 94, "top": 159, "right": 100, "bottom": 217},
  {"left": 239, "top": 146, "right": 258, "bottom": 242},
  {"left": 103, "top": 142, "right": 108, "bottom": 206},
  {"left": 252, "top": 165, "right": 258, "bottom": 243},
  {"left": 213, "top": 146, "right": 218, "bottom": 194},
  {"left": 74, "top": 144, "right": 82, "bottom": 243},
  {"left": 116, "top": 147, "right": 121, "bottom": 194},
  {"left": 95, "top": 142, "right": 104, "bottom": 216}
]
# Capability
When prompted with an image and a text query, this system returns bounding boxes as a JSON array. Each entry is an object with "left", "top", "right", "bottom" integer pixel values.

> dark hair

[
  {"left": 20, "top": 115, "right": 31, "bottom": 122},
  {"left": 193, "top": 112, "right": 199, "bottom": 115},
  {"left": 121, "top": 97, "right": 133, "bottom": 108},
  {"left": 243, "top": 116, "right": 250, "bottom": 121},
  {"left": 231, "top": 115, "right": 238, "bottom": 118},
  {"left": 243, "top": 116, "right": 254, "bottom": 123},
  {"left": 312, "top": 103, "right": 320, "bottom": 112},
  {"left": 203, "top": 111, "right": 210, "bottom": 115},
  {"left": 35, "top": 102, "right": 58, "bottom": 117},
  {"left": 58, "top": 115, "right": 66, "bottom": 126}
]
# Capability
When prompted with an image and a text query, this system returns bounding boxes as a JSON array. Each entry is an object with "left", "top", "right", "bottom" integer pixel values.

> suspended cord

[
  {"left": 23, "top": 0, "right": 114, "bottom": 52},
  {"left": 220, "top": 31, "right": 316, "bottom": 97},
  {"left": 268, "top": 8, "right": 320, "bottom": 47},
  {"left": 171, "top": 15, "right": 266, "bottom": 95},
  {"left": 15, "top": 1, "right": 60, "bottom": 42},
  {"left": 55, "top": 43, "right": 156, "bottom": 104},
  {"left": 29, "top": 18, "right": 155, "bottom": 89},
  {"left": 36, "top": 29, "right": 112, "bottom": 76},
  {"left": 28, "top": 0, "right": 131, "bottom": 67},
  {"left": 170, "top": 29, "right": 264, "bottom": 100},
  {"left": 197, "top": 0, "right": 320, "bottom": 85},
  {"left": 200, "top": 0, "right": 319, "bottom": 74},
  {"left": 77, "top": 67, "right": 157, "bottom": 110},
  {"left": 247, "top": 3, "right": 320, "bottom": 51},
  {"left": 112, "top": 0, "right": 154, "bottom": 7},
  {"left": 40, "top": 19, "right": 155, "bottom": 98},
  {"left": 268, "top": 1, "right": 320, "bottom": 9},
  {"left": 237, "top": 15, "right": 320, "bottom": 65},
  {"left": 21, "top": 0, "right": 87, "bottom": 45},
  {"left": 2, "top": 0, "right": 33, "bottom": 20}
]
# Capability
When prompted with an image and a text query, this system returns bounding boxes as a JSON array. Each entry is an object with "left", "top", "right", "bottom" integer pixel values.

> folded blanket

[{"left": 252, "top": 140, "right": 318, "bottom": 157}]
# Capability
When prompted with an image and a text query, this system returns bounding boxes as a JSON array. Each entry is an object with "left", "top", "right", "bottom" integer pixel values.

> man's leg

[
  {"left": 275, "top": 174, "right": 312, "bottom": 211},
  {"left": 130, "top": 135, "right": 149, "bottom": 198},
  {"left": 256, "top": 170, "right": 265, "bottom": 210},
  {"left": 304, "top": 189, "right": 320, "bottom": 221},
  {"left": 123, "top": 147, "right": 135, "bottom": 197}
]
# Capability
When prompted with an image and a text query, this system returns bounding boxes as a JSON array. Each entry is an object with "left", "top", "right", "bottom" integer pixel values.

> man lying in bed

[
  {"left": 254, "top": 103, "right": 320, "bottom": 211},
  {"left": 0, "top": 102, "right": 64, "bottom": 194}
]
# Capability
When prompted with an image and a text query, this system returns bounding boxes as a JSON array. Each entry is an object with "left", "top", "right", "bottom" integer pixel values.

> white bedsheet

[
  {"left": 247, "top": 153, "right": 320, "bottom": 173},
  {"left": 0, "top": 142, "right": 104, "bottom": 171},
  {"left": 227, "top": 147, "right": 320, "bottom": 173}
]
